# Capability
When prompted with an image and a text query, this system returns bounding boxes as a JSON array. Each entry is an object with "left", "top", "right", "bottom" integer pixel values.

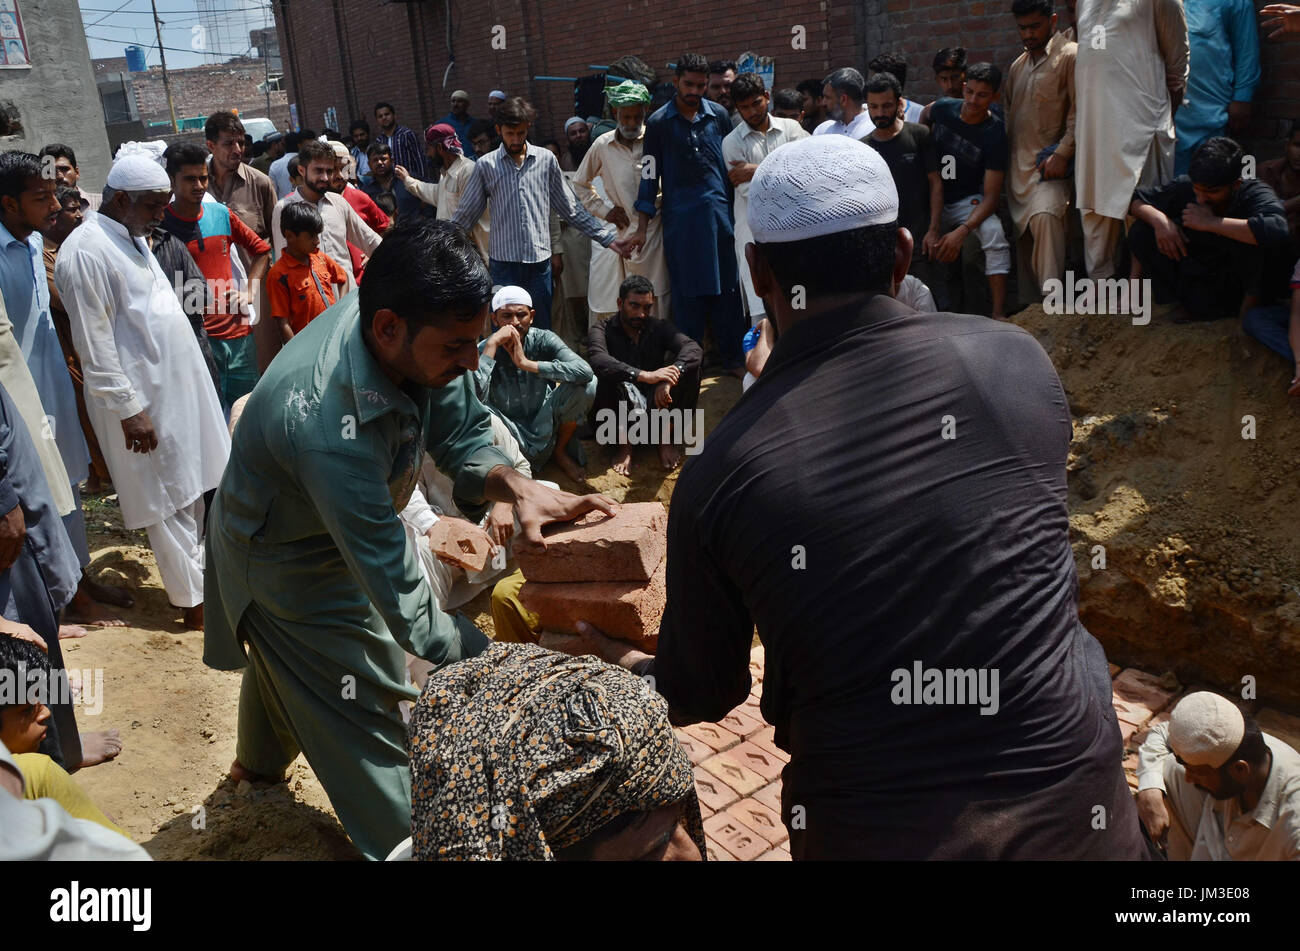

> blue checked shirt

[
  {"left": 375, "top": 124, "right": 429, "bottom": 181},
  {"left": 451, "top": 142, "right": 616, "bottom": 264}
]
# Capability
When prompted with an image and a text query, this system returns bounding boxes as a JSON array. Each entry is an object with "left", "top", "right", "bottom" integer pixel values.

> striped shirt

[
  {"left": 451, "top": 142, "right": 615, "bottom": 265},
  {"left": 375, "top": 124, "right": 429, "bottom": 181}
]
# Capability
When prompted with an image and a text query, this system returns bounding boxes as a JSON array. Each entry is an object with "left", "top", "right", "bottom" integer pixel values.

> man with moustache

[
  {"left": 561, "top": 117, "right": 592, "bottom": 173},
  {"left": 204, "top": 222, "right": 616, "bottom": 861},
  {"left": 395, "top": 124, "right": 489, "bottom": 260},
  {"left": 722, "top": 72, "right": 807, "bottom": 323},
  {"left": 707, "top": 59, "right": 742, "bottom": 128}
]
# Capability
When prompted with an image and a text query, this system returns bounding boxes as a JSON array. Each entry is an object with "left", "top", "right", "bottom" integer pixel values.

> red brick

[
  {"left": 746, "top": 725, "right": 789, "bottom": 761},
  {"left": 673, "top": 729, "right": 714, "bottom": 765},
  {"left": 717, "top": 709, "right": 765, "bottom": 739},
  {"left": 426, "top": 519, "right": 492, "bottom": 573},
  {"left": 1113, "top": 669, "right": 1178, "bottom": 714},
  {"left": 515, "top": 502, "right": 666, "bottom": 583},
  {"left": 755, "top": 847, "right": 792, "bottom": 861},
  {"left": 693, "top": 766, "right": 740, "bottom": 812},
  {"left": 699, "top": 801, "right": 714, "bottom": 820},
  {"left": 704, "top": 812, "right": 769, "bottom": 860},
  {"left": 704, "top": 840, "right": 736, "bottom": 861},
  {"left": 753, "top": 780, "right": 783, "bottom": 814},
  {"left": 700, "top": 751, "right": 767, "bottom": 796},
  {"left": 735, "top": 692, "right": 765, "bottom": 724},
  {"left": 726, "top": 799, "right": 788, "bottom": 845},
  {"left": 729, "top": 741, "right": 786, "bottom": 782},
  {"left": 518, "top": 558, "right": 666, "bottom": 651},
  {"left": 682, "top": 721, "right": 741, "bottom": 752},
  {"left": 1108, "top": 663, "right": 1121, "bottom": 678}
]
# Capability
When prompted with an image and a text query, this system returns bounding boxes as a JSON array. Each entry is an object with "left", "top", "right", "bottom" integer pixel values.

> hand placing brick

[
  {"left": 426, "top": 518, "right": 493, "bottom": 573},
  {"left": 518, "top": 558, "right": 667, "bottom": 651},
  {"left": 514, "top": 502, "right": 667, "bottom": 583}
]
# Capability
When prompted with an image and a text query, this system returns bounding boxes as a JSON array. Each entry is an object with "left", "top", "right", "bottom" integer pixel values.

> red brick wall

[{"left": 273, "top": 1, "right": 1299, "bottom": 167}]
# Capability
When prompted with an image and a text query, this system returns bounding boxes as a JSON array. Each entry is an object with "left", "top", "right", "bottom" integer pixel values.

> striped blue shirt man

[{"left": 452, "top": 141, "right": 617, "bottom": 328}]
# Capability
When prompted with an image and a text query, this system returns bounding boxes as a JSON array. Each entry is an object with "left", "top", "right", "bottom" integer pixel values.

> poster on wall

[
  {"left": 323, "top": 106, "right": 338, "bottom": 133},
  {"left": 0, "top": 0, "right": 30, "bottom": 67},
  {"left": 736, "top": 52, "right": 774, "bottom": 91},
  {"left": 289, "top": 103, "right": 299, "bottom": 132}
]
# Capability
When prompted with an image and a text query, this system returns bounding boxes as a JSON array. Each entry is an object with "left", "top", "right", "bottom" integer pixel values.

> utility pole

[
  {"left": 151, "top": 0, "right": 179, "bottom": 133},
  {"left": 263, "top": 32, "right": 272, "bottom": 117}
]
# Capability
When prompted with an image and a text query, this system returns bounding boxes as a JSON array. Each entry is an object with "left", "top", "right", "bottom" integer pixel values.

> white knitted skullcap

[
  {"left": 1168, "top": 691, "right": 1246, "bottom": 769},
  {"left": 105, "top": 154, "right": 171, "bottom": 192},
  {"left": 491, "top": 286, "right": 532, "bottom": 311},
  {"left": 747, "top": 134, "right": 898, "bottom": 243},
  {"left": 564, "top": 116, "right": 588, "bottom": 132}
]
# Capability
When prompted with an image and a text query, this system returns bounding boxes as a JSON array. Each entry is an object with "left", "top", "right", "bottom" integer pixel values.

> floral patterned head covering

[{"left": 408, "top": 642, "right": 706, "bottom": 860}]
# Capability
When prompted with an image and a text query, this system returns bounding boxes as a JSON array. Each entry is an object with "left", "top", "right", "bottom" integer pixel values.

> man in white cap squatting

[
  {"left": 559, "top": 134, "right": 1145, "bottom": 859},
  {"left": 54, "top": 155, "right": 231, "bottom": 629},
  {"left": 1137, "top": 691, "right": 1300, "bottom": 859},
  {"left": 474, "top": 285, "right": 595, "bottom": 483}
]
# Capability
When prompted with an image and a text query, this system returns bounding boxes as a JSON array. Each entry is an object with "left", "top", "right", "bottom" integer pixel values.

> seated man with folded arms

[
  {"left": 1128, "top": 136, "right": 1293, "bottom": 322},
  {"left": 586, "top": 275, "right": 703, "bottom": 474},
  {"left": 473, "top": 286, "right": 595, "bottom": 484}
]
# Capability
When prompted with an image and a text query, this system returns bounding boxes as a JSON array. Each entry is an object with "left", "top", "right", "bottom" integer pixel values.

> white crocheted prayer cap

[
  {"left": 105, "top": 153, "right": 171, "bottom": 192},
  {"left": 1168, "top": 691, "right": 1246, "bottom": 768},
  {"left": 492, "top": 286, "right": 533, "bottom": 311},
  {"left": 747, "top": 134, "right": 898, "bottom": 243}
]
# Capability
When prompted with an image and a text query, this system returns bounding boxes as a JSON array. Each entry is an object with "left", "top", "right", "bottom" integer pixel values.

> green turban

[{"left": 605, "top": 79, "right": 651, "bottom": 107}]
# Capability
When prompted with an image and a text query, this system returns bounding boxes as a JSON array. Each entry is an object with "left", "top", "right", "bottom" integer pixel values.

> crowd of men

[{"left": 4, "top": 0, "right": 1300, "bottom": 862}]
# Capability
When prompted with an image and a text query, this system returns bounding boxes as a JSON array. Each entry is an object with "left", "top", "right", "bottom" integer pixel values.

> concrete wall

[
  {"left": 0, "top": 0, "right": 113, "bottom": 191},
  {"left": 273, "top": 0, "right": 1300, "bottom": 171}
]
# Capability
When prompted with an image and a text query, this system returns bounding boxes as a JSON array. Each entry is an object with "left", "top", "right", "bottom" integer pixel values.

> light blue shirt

[
  {"left": 0, "top": 224, "right": 88, "bottom": 485},
  {"left": 1175, "top": 0, "right": 1261, "bottom": 165}
]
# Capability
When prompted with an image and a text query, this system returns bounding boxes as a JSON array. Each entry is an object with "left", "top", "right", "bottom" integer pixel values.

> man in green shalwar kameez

[{"left": 203, "top": 221, "right": 615, "bottom": 860}]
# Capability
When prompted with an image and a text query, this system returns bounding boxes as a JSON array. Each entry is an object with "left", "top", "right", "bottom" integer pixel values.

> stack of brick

[{"left": 517, "top": 502, "right": 668, "bottom": 652}]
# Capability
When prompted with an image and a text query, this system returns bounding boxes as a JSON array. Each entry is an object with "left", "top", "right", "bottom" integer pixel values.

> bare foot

[
  {"left": 82, "top": 577, "right": 134, "bottom": 608},
  {"left": 182, "top": 603, "right": 204, "bottom": 630},
  {"left": 229, "top": 759, "right": 285, "bottom": 784},
  {"left": 76, "top": 729, "right": 123, "bottom": 769},
  {"left": 58, "top": 624, "right": 89, "bottom": 640},
  {"left": 64, "top": 589, "right": 126, "bottom": 628},
  {"left": 658, "top": 443, "right": 682, "bottom": 471},
  {"left": 611, "top": 444, "right": 633, "bottom": 477},
  {"left": 554, "top": 450, "right": 586, "bottom": 485}
]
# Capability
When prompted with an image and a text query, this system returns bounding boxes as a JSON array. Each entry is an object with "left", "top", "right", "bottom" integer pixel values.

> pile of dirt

[{"left": 1011, "top": 303, "right": 1300, "bottom": 706}]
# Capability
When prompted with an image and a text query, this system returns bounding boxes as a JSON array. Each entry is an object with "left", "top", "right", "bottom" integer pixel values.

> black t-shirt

[
  {"left": 1133, "top": 176, "right": 1292, "bottom": 251},
  {"left": 929, "top": 97, "right": 1008, "bottom": 205},
  {"left": 864, "top": 122, "right": 938, "bottom": 240}
]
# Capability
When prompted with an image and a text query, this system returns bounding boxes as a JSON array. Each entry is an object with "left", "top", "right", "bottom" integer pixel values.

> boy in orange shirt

[{"left": 266, "top": 202, "right": 349, "bottom": 341}]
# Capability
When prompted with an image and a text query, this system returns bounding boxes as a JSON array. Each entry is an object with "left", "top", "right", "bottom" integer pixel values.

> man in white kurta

[
  {"left": 54, "top": 156, "right": 230, "bottom": 627},
  {"left": 571, "top": 82, "right": 671, "bottom": 327},
  {"left": 721, "top": 75, "right": 808, "bottom": 323},
  {"left": 1074, "top": 0, "right": 1188, "bottom": 279}
]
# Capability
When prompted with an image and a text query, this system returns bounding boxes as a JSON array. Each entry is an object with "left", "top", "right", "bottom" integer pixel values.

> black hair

[
  {"left": 0, "top": 150, "right": 44, "bottom": 203},
  {"left": 358, "top": 220, "right": 491, "bottom": 333},
  {"left": 349, "top": 118, "right": 370, "bottom": 136},
  {"left": 1189, "top": 136, "right": 1245, "bottom": 187},
  {"left": 0, "top": 634, "right": 50, "bottom": 715},
  {"left": 1011, "top": 0, "right": 1055, "bottom": 15},
  {"left": 822, "top": 67, "right": 866, "bottom": 104},
  {"left": 965, "top": 61, "right": 1002, "bottom": 92},
  {"left": 55, "top": 184, "right": 81, "bottom": 207},
  {"left": 865, "top": 72, "right": 903, "bottom": 100},
  {"left": 773, "top": 88, "right": 804, "bottom": 112},
  {"left": 868, "top": 52, "right": 908, "bottom": 88},
  {"left": 296, "top": 138, "right": 335, "bottom": 168},
  {"left": 496, "top": 96, "right": 537, "bottom": 127},
  {"left": 374, "top": 101, "right": 395, "bottom": 116},
  {"left": 1221, "top": 714, "right": 1270, "bottom": 774},
  {"left": 618, "top": 274, "right": 656, "bottom": 299},
  {"left": 287, "top": 156, "right": 301, "bottom": 179},
  {"left": 205, "top": 110, "right": 245, "bottom": 143},
  {"left": 708, "top": 59, "right": 737, "bottom": 76},
  {"left": 281, "top": 200, "right": 323, "bottom": 236},
  {"left": 755, "top": 222, "right": 898, "bottom": 298},
  {"left": 322, "top": 129, "right": 342, "bottom": 141},
  {"left": 933, "top": 47, "right": 968, "bottom": 72},
  {"left": 38, "top": 143, "right": 76, "bottom": 168},
  {"left": 163, "top": 141, "right": 209, "bottom": 179},
  {"left": 468, "top": 119, "right": 495, "bottom": 140},
  {"left": 730, "top": 72, "right": 767, "bottom": 105},
  {"left": 796, "top": 78, "right": 824, "bottom": 99},
  {"left": 366, "top": 141, "right": 393, "bottom": 160},
  {"left": 675, "top": 53, "right": 709, "bottom": 77}
]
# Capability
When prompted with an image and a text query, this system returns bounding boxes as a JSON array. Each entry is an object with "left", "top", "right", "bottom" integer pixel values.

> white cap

[
  {"left": 491, "top": 286, "right": 533, "bottom": 311},
  {"left": 1168, "top": 692, "right": 1246, "bottom": 769},
  {"left": 489, "top": 90, "right": 507, "bottom": 101},
  {"left": 564, "top": 116, "right": 588, "bottom": 132},
  {"left": 105, "top": 153, "right": 171, "bottom": 192},
  {"left": 747, "top": 135, "right": 898, "bottom": 243}
]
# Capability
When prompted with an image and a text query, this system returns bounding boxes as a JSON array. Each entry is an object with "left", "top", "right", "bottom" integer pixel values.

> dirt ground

[{"left": 69, "top": 373, "right": 739, "bottom": 860}]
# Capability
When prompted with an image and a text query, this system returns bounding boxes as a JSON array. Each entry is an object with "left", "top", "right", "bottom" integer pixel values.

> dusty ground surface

[{"left": 68, "top": 310, "right": 1300, "bottom": 858}]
